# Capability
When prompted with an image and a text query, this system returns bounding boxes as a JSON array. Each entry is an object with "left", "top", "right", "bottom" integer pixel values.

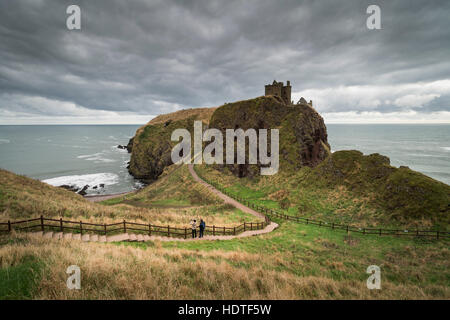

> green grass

[
  {"left": 0, "top": 256, "right": 44, "bottom": 299},
  {"left": 195, "top": 155, "right": 450, "bottom": 230},
  {"left": 115, "top": 218, "right": 449, "bottom": 292},
  {"left": 100, "top": 197, "right": 126, "bottom": 206}
]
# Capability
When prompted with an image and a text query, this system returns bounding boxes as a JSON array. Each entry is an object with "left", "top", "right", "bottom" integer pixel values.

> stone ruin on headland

[{"left": 264, "top": 80, "right": 313, "bottom": 106}]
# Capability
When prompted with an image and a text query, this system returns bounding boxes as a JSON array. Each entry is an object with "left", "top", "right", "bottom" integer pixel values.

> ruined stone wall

[
  {"left": 265, "top": 84, "right": 282, "bottom": 97},
  {"left": 281, "top": 85, "right": 291, "bottom": 105},
  {"left": 265, "top": 81, "right": 291, "bottom": 105}
]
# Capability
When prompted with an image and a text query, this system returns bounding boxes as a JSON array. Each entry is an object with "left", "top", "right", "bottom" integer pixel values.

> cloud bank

[{"left": 0, "top": 0, "right": 449, "bottom": 124}]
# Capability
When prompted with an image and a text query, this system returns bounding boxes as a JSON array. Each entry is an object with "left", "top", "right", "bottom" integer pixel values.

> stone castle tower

[{"left": 265, "top": 80, "right": 291, "bottom": 105}]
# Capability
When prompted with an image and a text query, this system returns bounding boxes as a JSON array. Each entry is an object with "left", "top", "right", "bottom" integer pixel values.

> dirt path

[{"left": 187, "top": 164, "right": 278, "bottom": 240}]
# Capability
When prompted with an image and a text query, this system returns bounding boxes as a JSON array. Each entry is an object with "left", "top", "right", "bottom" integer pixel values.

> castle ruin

[
  {"left": 265, "top": 80, "right": 291, "bottom": 105},
  {"left": 264, "top": 80, "right": 312, "bottom": 107}
]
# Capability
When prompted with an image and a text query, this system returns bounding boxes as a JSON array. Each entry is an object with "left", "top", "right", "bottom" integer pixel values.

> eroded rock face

[
  {"left": 127, "top": 108, "right": 217, "bottom": 182},
  {"left": 209, "top": 96, "right": 330, "bottom": 177}
]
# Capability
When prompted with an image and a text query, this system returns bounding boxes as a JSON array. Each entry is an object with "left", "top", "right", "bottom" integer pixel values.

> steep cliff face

[
  {"left": 128, "top": 107, "right": 217, "bottom": 181},
  {"left": 209, "top": 96, "right": 330, "bottom": 177},
  {"left": 128, "top": 96, "right": 330, "bottom": 181}
]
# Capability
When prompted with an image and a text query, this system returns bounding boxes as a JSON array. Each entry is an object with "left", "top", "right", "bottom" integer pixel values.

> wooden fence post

[
  {"left": 306, "top": 218, "right": 309, "bottom": 225},
  {"left": 244, "top": 222, "right": 246, "bottom": 231},
  {"left": 40, "top": 215, "right": 44, "bottom": 232},
  {"left": 149, "top": 224, "right": 152, "bottom": 236},
  {"left": 8, "top": 220, "right": 11, "bottom": 233},
  {"left": 184, "top": 227, "right": 187, "bottom": 239},
  {"left": 104, "top": 223, "right": 107, "bottom": 235},
  {"left": 223, "top": 226, "right": 225, "bottom": 235},
  {"left": 80, "top": 221, "right": 83, "bottom": 235},
  {"left": 213, "top": 225, "right": 215, "bottom": 236},
  {"left": 379, "top": 228, "right": 382, "bottom": 236},
  {"left": 233, "top": 227, "right": 236, "bottom": 235},
  {"left": 60, "top": 218, "right": 63, "bottom": 232},
  {"left": 123, "top": 220, "right": 126, "bottom": 233},
  {"left": 168, "top": 225, "right": 170, "bottom": 237},
  {"left": 363, "top": 228, "right": 366, "bottom": 235},
  {"left": 250, "top": 222, "right": 253, "bottom": 230},
  {"left": 346, "top": 225, "right": 349, "bottom": 234}
]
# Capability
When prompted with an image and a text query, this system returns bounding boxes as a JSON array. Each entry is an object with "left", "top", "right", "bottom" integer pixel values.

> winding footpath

[{"left": 28, "top": 165, "right": 278, "bottom": 243}]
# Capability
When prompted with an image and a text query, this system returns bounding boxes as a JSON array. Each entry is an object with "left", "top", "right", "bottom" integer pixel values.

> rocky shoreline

[
  {"left": 59, "top": 183, "right": 106, "bottom": 196},
  {"left": 57, "top": 142, "right": 140, "bottom": 197}
]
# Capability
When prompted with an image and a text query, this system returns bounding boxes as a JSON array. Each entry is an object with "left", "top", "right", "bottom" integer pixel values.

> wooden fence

[
  {"left": 195, "top": 168, "right": 450, "bottom": 241},
  {"left": 0, "top": 216, "right": 268, "bottom": 239}
]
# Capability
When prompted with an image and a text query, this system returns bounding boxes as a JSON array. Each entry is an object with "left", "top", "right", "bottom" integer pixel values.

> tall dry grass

[{"left": 1, "top": 233, "right": 447, "bottom": 299}]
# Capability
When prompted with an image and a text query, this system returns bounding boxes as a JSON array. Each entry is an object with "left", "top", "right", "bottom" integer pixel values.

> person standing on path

[
  {"left": 199, "top": 219, "right": 205, "bottom": 238},
  {"left": 191, "top": 219, "right": 197, "bottom": 238}
]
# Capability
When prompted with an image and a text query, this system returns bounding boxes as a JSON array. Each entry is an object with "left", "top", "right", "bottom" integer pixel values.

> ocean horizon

[{"left": 0, "top": 124, "right": 449, "bottom": 195}]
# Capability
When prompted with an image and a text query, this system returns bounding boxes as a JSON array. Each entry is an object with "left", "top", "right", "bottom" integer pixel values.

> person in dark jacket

[{"left": 199, "top": 219, "right": 205, "bottom": 238}]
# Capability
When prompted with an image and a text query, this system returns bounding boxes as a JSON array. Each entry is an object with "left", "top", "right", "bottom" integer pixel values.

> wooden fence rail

[
  {"left": 0, "top": 216, "right": 268, "bottom": 239},
  {"left": 194, "top": 167, "right": 450, "bottom": 241}
]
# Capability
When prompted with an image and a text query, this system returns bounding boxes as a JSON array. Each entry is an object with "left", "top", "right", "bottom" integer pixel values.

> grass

[
  {"left": 0, "top": 222, "right": 448, "bottom": 299},
  {"left": 0, "top": 253, "right": 44, "bottom": 300},
  {"left": 195, "top": 155, "right": 450, "bottom": 231},
  {"left": 0, "top": 155, "right": 449, "bottom": 299}
]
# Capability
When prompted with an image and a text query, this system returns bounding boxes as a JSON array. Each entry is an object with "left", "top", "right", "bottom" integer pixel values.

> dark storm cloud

[{"left": 0, "top": 0, "right": 449, "bottom": 122}]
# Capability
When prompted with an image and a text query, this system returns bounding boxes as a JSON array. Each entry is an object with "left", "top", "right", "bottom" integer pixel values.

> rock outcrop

[
  {"left": 209, "top": 96, "right": 330, "bottom": 177},
  {"left": 127, "top": 107, "right": 217, "bottom": 182},
  {"left": 128, "top": 96, "right": 330, "bottom": 181}
]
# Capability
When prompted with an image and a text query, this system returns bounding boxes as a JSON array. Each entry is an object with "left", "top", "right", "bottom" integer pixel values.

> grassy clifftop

[
  {"left": 197, "top": 150, "right": 450, "bottom": 229},
  {"left": 308, "top": 151, "right": 450, "bottom": 228}
]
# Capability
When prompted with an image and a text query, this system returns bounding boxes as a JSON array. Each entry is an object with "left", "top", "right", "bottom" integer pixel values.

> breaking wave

[{"left": 42, "top": 173, "right": 119, "bottom": 188}]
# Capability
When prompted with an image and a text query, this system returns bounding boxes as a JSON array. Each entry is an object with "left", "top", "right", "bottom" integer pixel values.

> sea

[
  {"left": 0, "top": 124, "right": 449, "bottom": 195},
  {"left": 0, "top": 125, "right": 143, "bottom": 195}
]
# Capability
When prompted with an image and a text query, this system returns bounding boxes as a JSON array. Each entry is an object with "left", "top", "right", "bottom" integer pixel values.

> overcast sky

[{"left": 1, "top": 0, "right": 449, "bottom": 124}]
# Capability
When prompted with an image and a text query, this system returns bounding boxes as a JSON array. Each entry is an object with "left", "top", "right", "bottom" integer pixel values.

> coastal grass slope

[
  {"left": 0, "top": 161, "right": 449, "bottom": 299},
  {"left": 196, "top": 151, "right": 450, "bottom": 230},
  {"left": 0, "top": 165, "right": 258, "bottom": 228},
  {"left": 1, "top": 212, "right": 449, "bottom": 299}
]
